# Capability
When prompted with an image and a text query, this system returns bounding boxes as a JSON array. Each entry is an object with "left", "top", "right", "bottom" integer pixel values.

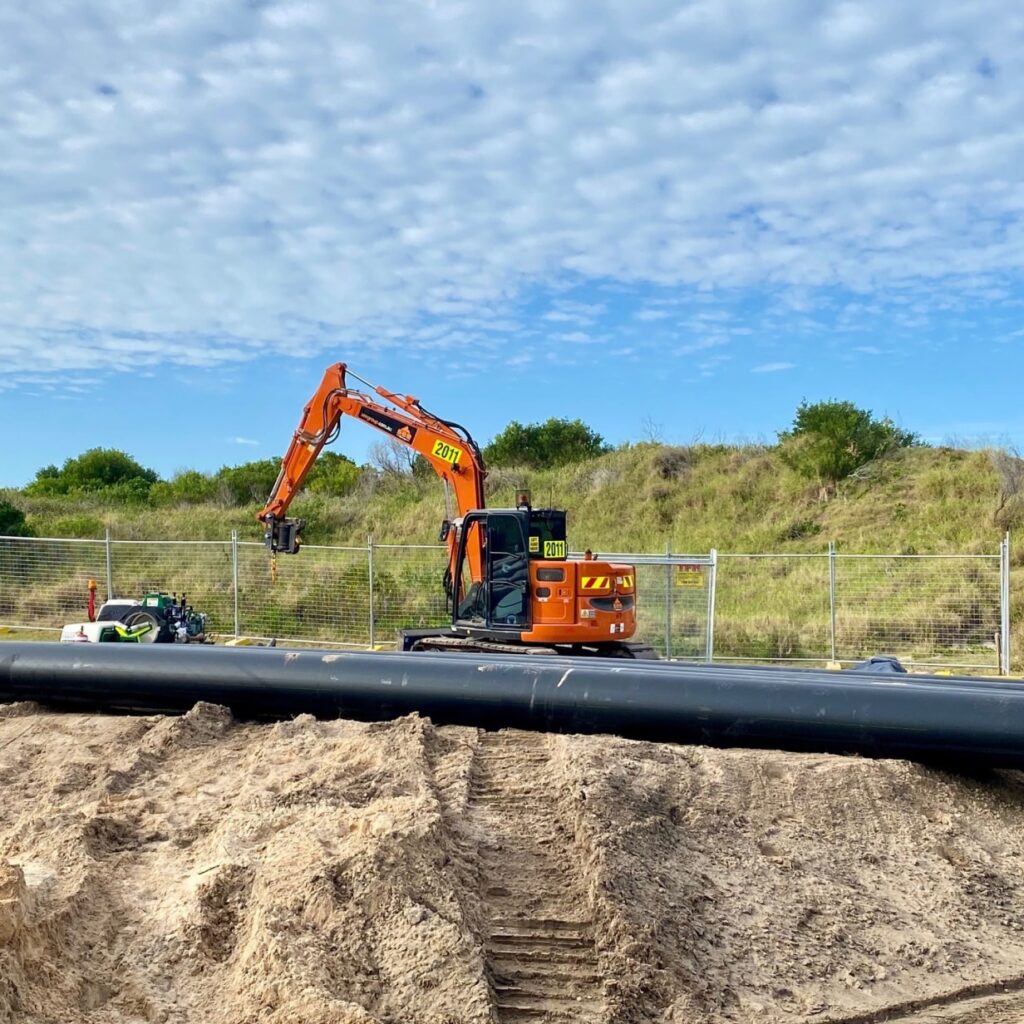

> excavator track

[
  {"left": 467, "top": 730, "right": 605, "bottom": 1022},
  {"left": 410, "top": 635, "right": 559, "bottom": 656},
  {"left": 408, "top": 633, "right": 659, "bottom": 659}
]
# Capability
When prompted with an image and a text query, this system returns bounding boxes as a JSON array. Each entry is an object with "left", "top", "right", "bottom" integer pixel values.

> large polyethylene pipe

[{"left": 1, "top": 642, "right": 1023, "bottom": 769}]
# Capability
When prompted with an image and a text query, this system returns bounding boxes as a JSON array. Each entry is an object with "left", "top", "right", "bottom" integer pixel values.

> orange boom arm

[{"left": 258, "top": 363, "right": 486, "bottom": 558}]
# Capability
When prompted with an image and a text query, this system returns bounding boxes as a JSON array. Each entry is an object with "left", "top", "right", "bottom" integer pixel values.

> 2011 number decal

[
  {"left": 431, "top": 440, "right": 462, "bottom": 465},
  {"left": 543, "top": 540, "right": 567, "bottom": 559}
]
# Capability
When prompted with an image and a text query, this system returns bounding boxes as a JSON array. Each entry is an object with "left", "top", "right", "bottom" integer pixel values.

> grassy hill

[
  {"left": 2, "top": 444, "right": 1019, "bottom": 668},
  {"left": 1, "top": 442, "right": 1010, "bottom": 555}
]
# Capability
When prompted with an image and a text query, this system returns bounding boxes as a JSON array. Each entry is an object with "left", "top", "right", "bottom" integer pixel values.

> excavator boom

[{"left": 259, "top": 363, "right": 485, "bottom": 533}]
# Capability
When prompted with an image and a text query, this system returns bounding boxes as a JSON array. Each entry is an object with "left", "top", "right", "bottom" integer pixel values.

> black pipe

[{"left": 1, "top": 642, "right": 1023, "bottom": 768}]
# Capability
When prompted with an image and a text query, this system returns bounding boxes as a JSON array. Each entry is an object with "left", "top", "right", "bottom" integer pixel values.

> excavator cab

[{"left": 451, "top": 508, "right": 567, "bottom": 634}]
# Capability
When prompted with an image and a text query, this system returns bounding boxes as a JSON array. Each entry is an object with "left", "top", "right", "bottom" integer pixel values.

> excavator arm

[{"left": 257, "top": 363, "right": 486, "bottom": 555}]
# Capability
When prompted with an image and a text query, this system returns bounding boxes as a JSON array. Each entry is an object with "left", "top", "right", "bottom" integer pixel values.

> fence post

[
  {"left": 664, "top": 544, "right": 673, "bottom": 659},
  {"left": 104, "top": 527, "right": 114, "bottom": 600},
  {"left": 828, "top": 541, "right": 837, "bottom": 664},
  {"left": 368, "top": 535, "right": 375, "bottom": 649},
  {"left": 1001, "top": 532, "right": 1011, "bottom": 675},
  {"left": 705, "top": 549, "right": 718, "bottom": 663},
  {"left": 231, "top": 530, "right": 240, "bottom": 639}
]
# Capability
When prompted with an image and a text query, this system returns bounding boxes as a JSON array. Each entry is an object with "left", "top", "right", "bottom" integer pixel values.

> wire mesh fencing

[
  {"left": 372, "top": 544, "right": 449, "bottom": 641},
  {"left": 713, "top": 554, "right": 832, "bottom": 664},
  {"left": 834, "top": 554, "right": 1003, "bottom": 671},
  {"left": 108, "top": 540, "right": 236, "bottom": 635},
  {"left": 0, "top": 532, "right": 1011, "bottom": 672},
  {"left": 237, "top": 541, "right": 373, "bottom": 646},
  {"left": 0, "top": 537, "right": 108, "bottom": 631}
]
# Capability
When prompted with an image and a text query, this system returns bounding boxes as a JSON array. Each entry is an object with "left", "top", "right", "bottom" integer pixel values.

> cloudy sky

[{"left": 2, "top": 0, "right": 1023, "bottom": 485}]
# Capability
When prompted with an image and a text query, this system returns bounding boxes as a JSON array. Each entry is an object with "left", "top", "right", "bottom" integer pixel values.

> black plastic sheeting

[
  {"left": 1, "top": 642, "right": 1023, "bottom": 768},
  {"left": 848, "top": 655, "right": 908, "bottom": 674}
]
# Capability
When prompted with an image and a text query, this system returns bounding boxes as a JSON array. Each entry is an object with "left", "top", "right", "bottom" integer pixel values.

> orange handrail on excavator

[{"left": 258, "top": 363, "right": 651, "bottom": 657}]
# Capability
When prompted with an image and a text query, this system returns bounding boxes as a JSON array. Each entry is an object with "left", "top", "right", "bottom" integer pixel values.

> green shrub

[
  {"left": 0, "top": 500, "right": 32, "bottom": 537},
  {"left": 46, "top": 514, "right": 105, "bottom": 538},
  {"left": 778, "top": 400, "right": 917, "bottom": 487},
  {"left": 215, "top": 459, "right": 282, "bottom": 505},
  {"left": 26, "top": 448, "right": 158, "bottom": 496},
  {"left": 152, "top": 470, "right": 220, "bottom": 506},
  {"left": 306, "top": 452, "right": 361, "bottom": 497},
  {"left": 484, "top": 418, "right": 610, "bottom": 469}
]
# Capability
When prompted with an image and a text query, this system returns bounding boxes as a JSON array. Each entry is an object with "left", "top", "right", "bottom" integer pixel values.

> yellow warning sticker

[
  {"left": 528, "top": 536, "right": 540, "bottom": 553},
  {"left": 581, "top": 575, "right": 609, "bottom": 589}
]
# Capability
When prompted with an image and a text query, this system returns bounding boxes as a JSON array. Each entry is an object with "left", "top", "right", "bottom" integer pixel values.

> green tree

[
  {"left": 215, "top": 459, "right": 282, "bottom": 505},
  {"left": 306, "top": 452, "right": 361, "bottom": 496},
  {"left": 151, "top": 470, "right": 219, "bottom": 506},
  {"left": 25, "top": 448, "right": 159, "bottom": 496},
  {"left": 0, "top": 500, "right": 32, "bottom": 537},
  {"left": 484, "top": 418, "right": 611, "bottom": 469},
  {"left": 778, "top": 400, "right": 917, "bottom": 487}
]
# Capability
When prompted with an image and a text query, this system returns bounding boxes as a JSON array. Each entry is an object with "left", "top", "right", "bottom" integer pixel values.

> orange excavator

[{"left": 258, "top": 363, "right": 650, "bottom": 657}]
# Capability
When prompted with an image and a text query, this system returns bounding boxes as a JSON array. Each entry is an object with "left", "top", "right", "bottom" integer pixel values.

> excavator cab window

[
  {"left": 453, "top": 512, "right": 530, "bottom": 631},
  {"left": 527, "top": 510, "right": 568, "bottom": 560},
  {"left": 485, "top": 513, "right": 529, "bottom": 627},
  {"left": 454, "top": 518, "right": 486, "bottom": 622}
]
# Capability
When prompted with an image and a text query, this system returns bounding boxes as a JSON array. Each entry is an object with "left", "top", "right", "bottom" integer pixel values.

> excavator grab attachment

[{"left": 263, "top": 515, "right": 304, "bottom": 555}]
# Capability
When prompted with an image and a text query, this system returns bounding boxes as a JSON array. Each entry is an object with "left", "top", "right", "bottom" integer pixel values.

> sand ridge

[{"left": 2, "top": 702, "right": 1024, "bottom": 1023}]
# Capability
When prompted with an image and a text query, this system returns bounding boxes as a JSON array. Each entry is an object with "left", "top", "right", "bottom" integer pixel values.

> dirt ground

[{"left": 2, "top": 703, "right": 1024, "bottom": 1024}]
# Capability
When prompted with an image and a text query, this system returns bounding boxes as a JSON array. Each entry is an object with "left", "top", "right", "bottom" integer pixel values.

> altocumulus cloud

[
  {"left": 751, "top": 362, "right": 796, "bottom": 373},
  {"left": 1, "top": 0, "right": 1023, "bottom": 381}
]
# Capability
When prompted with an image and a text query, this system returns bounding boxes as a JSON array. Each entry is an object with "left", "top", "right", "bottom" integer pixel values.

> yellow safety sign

[
  {"left": 675, "top": 565, "right": 705, "bottom": 588},
  {"left": 581, "top": 575, "right": 610, "bottom": 589},
  {"left": 543, "top": 540, "right": 567, "bottom": 558}
]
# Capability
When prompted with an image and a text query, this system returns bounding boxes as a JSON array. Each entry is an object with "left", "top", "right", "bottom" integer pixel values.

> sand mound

[{"left": 1, "top": 702, "right": 1024, "bottom": 1023}]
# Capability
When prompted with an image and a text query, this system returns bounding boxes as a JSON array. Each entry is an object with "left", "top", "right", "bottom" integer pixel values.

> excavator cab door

[{"left": 453, "top": 511, "right": 531, "bottom": 632}]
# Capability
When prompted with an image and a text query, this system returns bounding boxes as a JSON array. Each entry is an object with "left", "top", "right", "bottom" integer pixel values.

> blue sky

[{"left": 2, "top": 1, "right": 1023, "bottom": 486}]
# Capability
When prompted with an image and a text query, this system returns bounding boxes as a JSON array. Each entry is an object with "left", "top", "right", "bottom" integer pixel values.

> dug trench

[{"left": 3, "top": 702, "right": 1024, "bottom": 1023}]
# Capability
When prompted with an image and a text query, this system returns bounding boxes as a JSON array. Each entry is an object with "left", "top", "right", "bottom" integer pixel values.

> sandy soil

[{"left": 2, "top": 702, "right": 1024, "bottom": 1024}]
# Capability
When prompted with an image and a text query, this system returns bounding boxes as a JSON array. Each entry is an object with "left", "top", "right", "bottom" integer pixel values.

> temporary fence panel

[
  {"left": 833, "top": 553, "right": 1001, "bottom": 671},
  {"left": 0, "top": 536, "right": 108, "bottom": 632},
  {"left": 237, "top": 541, "right": 372, "bottom": 647},
  {"left": 371, "top": 544, "right": 449, "bottom": 645},
  {"left": 713, "top": 554, "right": 833, "bottom": 664},
  {"left": 109, "top": 539, "right": 236, "bottom": 635}
]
